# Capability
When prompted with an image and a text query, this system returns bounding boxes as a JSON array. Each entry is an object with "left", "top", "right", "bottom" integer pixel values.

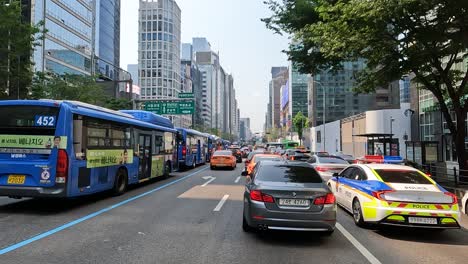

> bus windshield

[{"left": 0, "top": 106, "right": 59, "bottom": 135}]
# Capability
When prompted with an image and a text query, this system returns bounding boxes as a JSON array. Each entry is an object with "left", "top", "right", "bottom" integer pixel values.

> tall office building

[
  {"left": 138, "top": 0, "right": 184, "bottom": 125},
  {"left": 289, "top": 64, "right": 309, "bottom": 119},
  {"left": 270, "top": 67, "right": 288, "bottom": 129},
  {"left": 31, "top": 0, "right": 127, "bottom": 98},
  {"left": 33, "top": 0, "right": 94, "bottom": 75},
  {"left": 192, "top": 37, "right": 211, "bottom": 53},
  {"left": 225, "top": 74, "right": 235, "bottom": 135},
  {"left": 95, "top": 0, "right": 120, "bottom": 80},
  {"left": 195, "top": 50, "right": 219, "bottom": 128},
  {"left": 308, "top": 59, "right": 400, "bottom": 126},
  {"left": 127, "top": 64, "right": 139, "bottom": 86},
  {"left": 181, "top": 43, "right": 193, "bottom": 61}
]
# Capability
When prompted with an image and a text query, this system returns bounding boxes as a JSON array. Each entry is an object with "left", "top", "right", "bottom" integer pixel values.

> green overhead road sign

[
  {"left": 178, "top": 93, "right": 194, "bottom": 99},
  {"left": 144, "top": 100, "right": 194, "bottom": 115}
]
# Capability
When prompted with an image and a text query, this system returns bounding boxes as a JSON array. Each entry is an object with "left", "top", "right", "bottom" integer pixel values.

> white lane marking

[
  {"left": 201, "top": 176, "right": 216, "bottom": 187},
  {"left": 213, "top": 194, "right": 229, "bottom": 212},
  {"left": 336, "top": 223, "right": 382, "bottom": 264},
  {"left": 235, "top": 176, "right": 241, "bottom": 183}
]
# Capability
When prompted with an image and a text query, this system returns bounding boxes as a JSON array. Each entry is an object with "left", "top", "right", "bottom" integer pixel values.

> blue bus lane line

[{"left": 0, "top": 166, "right": 209, "bottom": 255}]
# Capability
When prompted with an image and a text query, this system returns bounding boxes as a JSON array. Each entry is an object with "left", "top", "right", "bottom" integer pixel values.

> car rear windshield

[
  {"left": 318, "top": 157, "right": 348, "bottom": 164},
  {"left": 0, "top": 106, "right": 59, "bottom": 135},
  {"left": 255, "top": 156, "right": 282, "bottom": 162},
  {"left": 214, "top": 151, "right": 232, "bottom": 156},
  {"left": 375, "top": 169, "right": 432, "bottom": 184},
  {"left": 256, "top": 164, "right": 323, "bottom": 183}
]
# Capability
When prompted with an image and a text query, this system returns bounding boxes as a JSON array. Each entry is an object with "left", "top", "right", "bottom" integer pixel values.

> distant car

[
  {"left": 333, "top": 153, "right": 356, "bottom": 164},
  {"left": 242, "top": 160, "right": 336, "bottom": 234},
  {"left": 462, "top": 192, "right": 468, "bottom": 216},
  {"left": 328, "top": 164, "right": 460, "bottom": 229},
  {"left": 287, "top": 150, "right": 311, "bottom": 162},
  {"left": 306, "top": 155, "right": 350, "bottom": 181},
  {"left": 210, "top": 150, "right": 236, "bottom": 170},
  {"left": 246, "top": 154, "right": 283, "bottom": 175},
  {"left": 228, "top": 146, "right": 243, "bottom": 163}
]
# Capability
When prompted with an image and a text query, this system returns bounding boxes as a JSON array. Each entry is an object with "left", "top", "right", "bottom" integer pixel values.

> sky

[{"left": 120, "top": 0, "right": 289, "bottom": 132}]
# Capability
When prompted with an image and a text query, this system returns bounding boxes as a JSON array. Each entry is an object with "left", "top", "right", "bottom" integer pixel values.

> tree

[
  {"left": 0, "top": 0, "right": 43, "bottom": 99},
  {"left": 104, "top": 98, "right": 133, "bottom": 110},
  {"left": 30, "top": 72, "right": 106, "bottom": 105},
  {"left": 264, "top": 0, "right": 468, "bottom": 174},
  {"left": 293, "top": 111, "right": 309, "bottom": 146}
]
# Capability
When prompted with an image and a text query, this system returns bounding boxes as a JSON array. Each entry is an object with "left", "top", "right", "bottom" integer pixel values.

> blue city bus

[
  {"left": 0, "top": 100, "right": 177, "bottom": 198},
  {"left": 203, "top": 133, "right": 216, "bottom": 162},
  {"left": 176, "top": 128, "right": 208, "bottom": 169}
]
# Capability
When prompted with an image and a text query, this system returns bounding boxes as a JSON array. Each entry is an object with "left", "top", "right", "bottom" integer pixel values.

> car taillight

[
  {"left": 182, "top": 146, "right": 187, "bottom": 156},
  {"left": 56, "top": 149, "right": 68, "bottom": 183},
  {"left": 250, "top": 190, "right": 274, "bottom": 203},
  {"left": 314, "top": 193, "right": 335, "bottom": 205},
  {"left": 372, "top": 190, "right": 395, "bottom": 200},
  {"left": 291, "top": 156, "right": 295, "bottom": 160},
  {"left": 444, "top": 192, "right": 458, "bottom": 205},
  {"left": 315, "top": 166, "right": 330, "bottom": 172}
]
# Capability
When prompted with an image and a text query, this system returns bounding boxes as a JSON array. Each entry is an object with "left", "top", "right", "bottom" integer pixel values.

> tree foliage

[
  {"left": 30, "top": 72, "right": 106, "bottom": 105},
  {"left": 0, "top": 0, "right": 43, "bottom": 99},
  {"left": 293, "top": 111, "right": 309, "bottom": 145},
  {"left": 104, "top": 98, "right": 133, "bottom": 110},
  {"left": 264, "top": 0, "right": 468, "bottom": 171}
]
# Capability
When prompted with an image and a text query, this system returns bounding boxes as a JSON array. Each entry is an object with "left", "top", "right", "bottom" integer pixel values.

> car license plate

[
  {"left": 7, "top": 175, "right": 25, "bottom": 185},
  {"left": 279, "top": 199, "right": 310, "bottom": 207},
  {"left": 408, "top": 217, "right": 437, "bottom": 225}
]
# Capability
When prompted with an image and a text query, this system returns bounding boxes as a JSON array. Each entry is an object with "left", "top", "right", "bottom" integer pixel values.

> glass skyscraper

[
  {"left": 32, "top": 0, "right": 122, "bottom": 82},
  {"left": 95, "top": 0, "right": 121, "bottom": 80},
  {"left": 33, "top": 0, "right": 94, "bottom": 75}
]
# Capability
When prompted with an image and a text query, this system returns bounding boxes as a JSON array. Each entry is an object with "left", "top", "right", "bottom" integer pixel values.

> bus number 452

[{"left": 35, "top": 116, "right": 56, "bottom": 127}]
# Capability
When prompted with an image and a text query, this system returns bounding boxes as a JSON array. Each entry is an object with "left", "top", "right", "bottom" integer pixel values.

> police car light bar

[{"left": 356, "top": 155, "right": 404, "bottom": 164}]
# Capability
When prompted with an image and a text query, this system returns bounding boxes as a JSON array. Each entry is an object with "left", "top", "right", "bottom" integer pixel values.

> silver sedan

[{"left": 242, "top": 161, "right": 336, "bottom": 235}]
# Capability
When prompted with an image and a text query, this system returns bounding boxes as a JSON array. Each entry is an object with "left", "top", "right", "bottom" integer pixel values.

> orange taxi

[
  {"left": 210, "top": 150, "right": 236, "bottom": 170},
  {"left": 246, "top": 154, "right": 283, "bottom": 175}
]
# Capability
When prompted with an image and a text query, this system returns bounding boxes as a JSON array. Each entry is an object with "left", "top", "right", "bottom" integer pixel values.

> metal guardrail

[{"left": 421, "top": 164, "right": 468, "bottom": 187}]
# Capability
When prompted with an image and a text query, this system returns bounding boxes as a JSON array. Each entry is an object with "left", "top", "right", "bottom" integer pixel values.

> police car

[{"left": 328, "top": 156, "right": 460, "bottom": 229}]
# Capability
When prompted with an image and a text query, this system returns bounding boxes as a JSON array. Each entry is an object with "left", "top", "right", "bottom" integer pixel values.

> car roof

[
  {"left": 253, "top": 154, "right": 281, "bottom": 159},
  {"left": 258, "top": 160, "right": 309, "bottom": 167},
  {"left": 361, "top": 164, "right": 418, "bottom": 171}
]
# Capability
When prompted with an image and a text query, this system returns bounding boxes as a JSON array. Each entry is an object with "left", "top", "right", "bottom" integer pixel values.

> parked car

[
  {"left": 241, "top": 160, "right": 336, "bottom": 234},
  {"left": 306, "top": 155, "right": 350, "bottom": 181},
  {"left": 210, "top": 150, "right": 236, "bottom": 170}
]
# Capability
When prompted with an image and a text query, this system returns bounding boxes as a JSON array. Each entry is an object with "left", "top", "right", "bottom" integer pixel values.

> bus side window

[
  {"left": 73, "top": 117, "right": 86, "bottom": 160},
  {"left": 154, "top": 135, "right": 163, "bottom": 155}
]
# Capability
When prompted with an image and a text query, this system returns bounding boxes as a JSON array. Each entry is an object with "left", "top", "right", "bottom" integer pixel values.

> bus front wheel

[{"left": 112, "top": 168, "right": 128, "bottom": 196}]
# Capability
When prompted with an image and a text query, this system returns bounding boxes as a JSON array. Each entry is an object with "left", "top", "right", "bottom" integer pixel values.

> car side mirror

[
  {"left": 332, "top": 172, "right": 340, "bottom": 177},
  {"left": 241, "top": 170, "right": 248, "bottom": 176}
]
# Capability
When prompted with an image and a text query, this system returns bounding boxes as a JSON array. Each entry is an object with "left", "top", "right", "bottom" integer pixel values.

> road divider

[
  {"left": 213, "top": 194, "right": 230, "bottom": 212},
  {"left": 0, "top": 166, "right": 209, "bottom": 255}
]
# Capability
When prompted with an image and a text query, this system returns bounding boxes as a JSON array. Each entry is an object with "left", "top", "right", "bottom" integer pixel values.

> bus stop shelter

[{"left": 354, "top": 133, "right": 399, "bottom": 156}]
